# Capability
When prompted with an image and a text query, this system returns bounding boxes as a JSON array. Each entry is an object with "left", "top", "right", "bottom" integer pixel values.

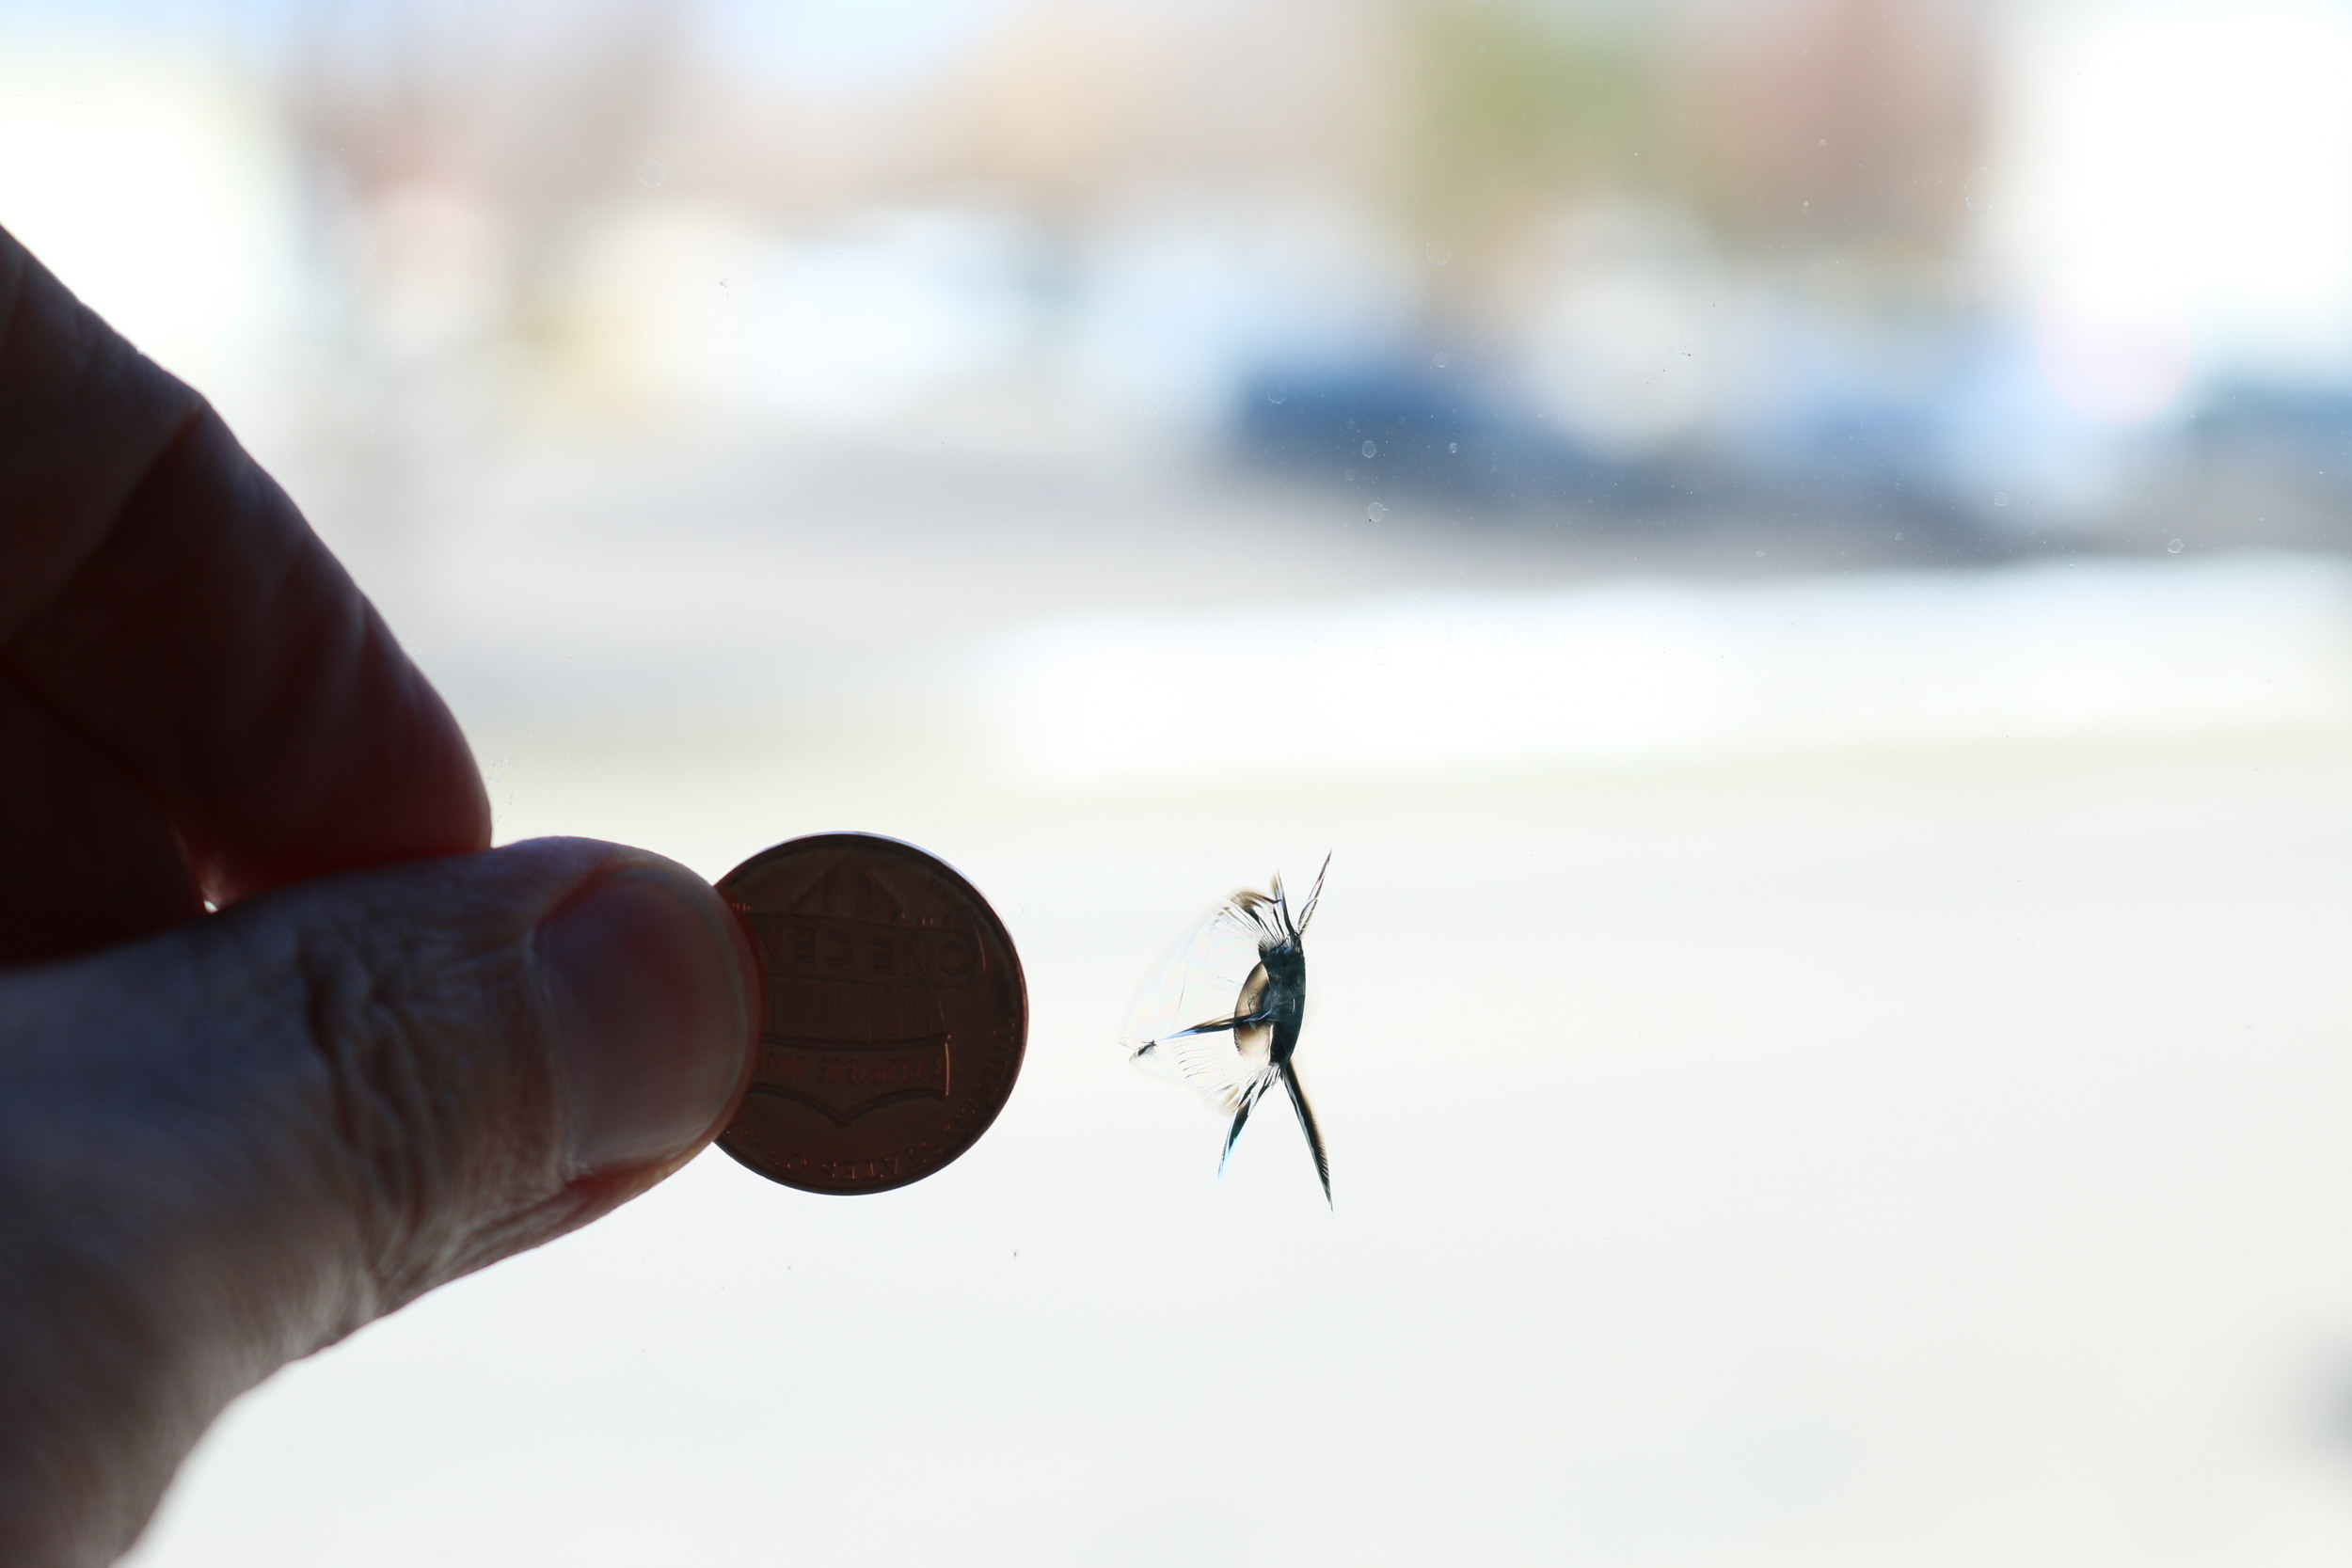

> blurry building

[
  {"left": 6, "top": 0, "right": 2352, "bottom": 547},
  {"left": 1683, "top": 0, "right": 1978, "bottom": 251}
]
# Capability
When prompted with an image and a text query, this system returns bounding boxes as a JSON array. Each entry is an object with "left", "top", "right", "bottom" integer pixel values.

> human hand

[{"left": 0, "top": 230, "right": 756, "bottom": 1566}]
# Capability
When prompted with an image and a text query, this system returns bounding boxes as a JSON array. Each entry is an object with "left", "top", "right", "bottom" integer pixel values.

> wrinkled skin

[{"left": 0, "top": 227, "right": 759, "bottom": 1566}]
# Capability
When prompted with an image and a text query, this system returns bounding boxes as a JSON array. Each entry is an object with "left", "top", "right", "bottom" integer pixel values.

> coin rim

[{"left": 714, "top": 831, "right": 1027, "bottom": 1196}]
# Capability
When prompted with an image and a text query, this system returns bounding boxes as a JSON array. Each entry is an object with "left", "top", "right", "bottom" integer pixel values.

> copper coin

[{"left": 715, "top": 833, "right": 1026, "bottom": 1195}]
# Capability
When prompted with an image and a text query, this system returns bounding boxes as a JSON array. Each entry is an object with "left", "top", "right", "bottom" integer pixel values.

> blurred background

[{"left": 12, "top": 0, "right": 2352, "bottom": 1562}]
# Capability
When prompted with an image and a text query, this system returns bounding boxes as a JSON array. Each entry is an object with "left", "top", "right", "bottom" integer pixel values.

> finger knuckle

[{"left": 289, "top": 911, "right": 552, "bottom": 1310}]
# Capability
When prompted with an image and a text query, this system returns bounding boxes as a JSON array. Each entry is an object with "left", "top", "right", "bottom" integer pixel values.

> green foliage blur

[{"left": 1400, "top": 0, "right": 1673, "bottom": 248}]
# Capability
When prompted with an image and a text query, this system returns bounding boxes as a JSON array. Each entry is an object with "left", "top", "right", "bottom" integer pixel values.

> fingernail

[{"left": 537, "top": 867, "right": 751, "bottom": 1177}]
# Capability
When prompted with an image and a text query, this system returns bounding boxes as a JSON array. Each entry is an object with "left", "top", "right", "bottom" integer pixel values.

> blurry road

[
  {"left": 119, "top": 432, "right": 2352, "bottom": 1567},
  {"left": 131, "top": 728, "right": 2352, "bottom": 1567}
]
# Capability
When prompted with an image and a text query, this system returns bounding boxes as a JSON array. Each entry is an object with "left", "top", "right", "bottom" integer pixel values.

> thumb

[{"left": 0, "top": 836, "right": 755, "bottom": 1568}]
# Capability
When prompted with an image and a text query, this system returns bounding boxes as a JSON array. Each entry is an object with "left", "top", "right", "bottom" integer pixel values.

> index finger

[{"left": 0, "top": 227, "right": 488, "bottom": 904}]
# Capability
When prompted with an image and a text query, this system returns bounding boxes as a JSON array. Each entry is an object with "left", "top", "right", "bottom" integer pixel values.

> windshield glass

[{"left": 14, "top": 3, "right": 2352, "bottom": 1563}]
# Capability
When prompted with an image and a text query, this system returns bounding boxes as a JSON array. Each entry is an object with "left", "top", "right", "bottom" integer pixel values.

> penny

[{"left": 715, "top": 833, "right": 1026, "bottom": 1195}]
